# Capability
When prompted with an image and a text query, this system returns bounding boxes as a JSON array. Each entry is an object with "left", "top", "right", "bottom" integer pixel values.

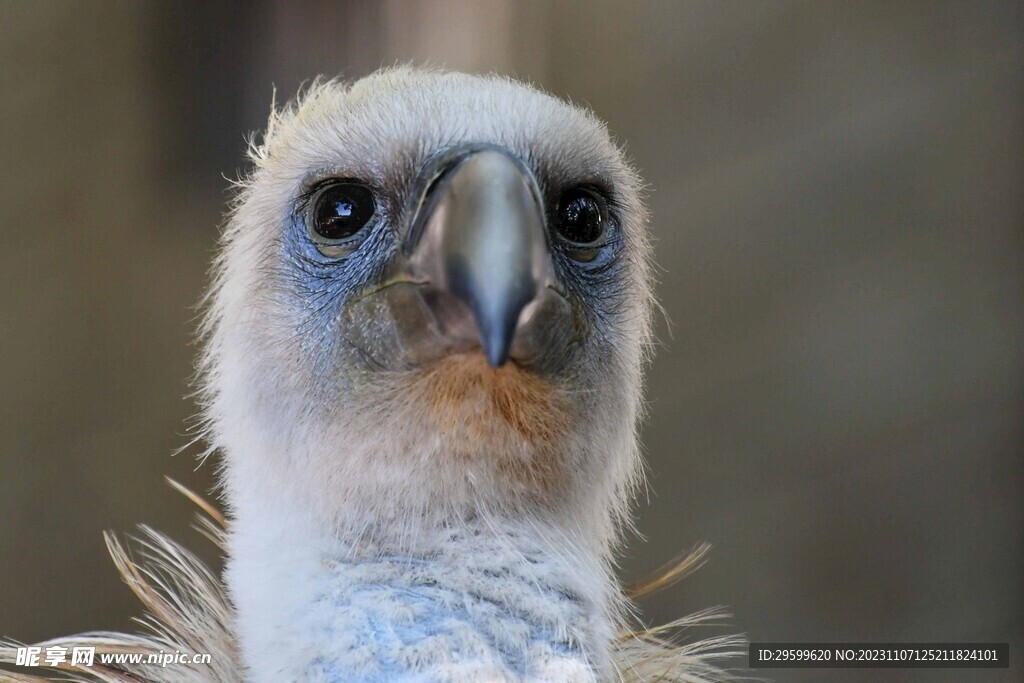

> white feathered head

[{"left": 202, "top": 68, "right": 653, "bottom": 551}]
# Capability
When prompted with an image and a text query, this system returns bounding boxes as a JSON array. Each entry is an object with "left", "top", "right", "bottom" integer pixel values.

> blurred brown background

[{"left": 1, "top": 2, "right": 1021, "bottom": 681}]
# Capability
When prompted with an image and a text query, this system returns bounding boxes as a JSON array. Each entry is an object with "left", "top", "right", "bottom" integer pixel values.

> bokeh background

[{"left": 1, "top": 2, "right": 1021, "bottom": 681}]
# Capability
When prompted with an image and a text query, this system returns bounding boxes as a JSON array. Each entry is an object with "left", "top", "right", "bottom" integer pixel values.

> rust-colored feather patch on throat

[{"left": 405, "top": 353, "right": 573, "bottom": 492}]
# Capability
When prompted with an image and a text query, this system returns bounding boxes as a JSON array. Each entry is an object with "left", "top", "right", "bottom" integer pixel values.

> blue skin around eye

[{"left": 282, "top": 204, "right": 399, "bottom": 373}]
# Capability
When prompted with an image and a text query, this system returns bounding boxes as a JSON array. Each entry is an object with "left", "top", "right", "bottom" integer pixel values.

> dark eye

[
  {"left": 307, "top": 182, "right": 376, "bottom": 255},
  {"left": 554, "top": 187, "right": 610, "bottom": 262}
]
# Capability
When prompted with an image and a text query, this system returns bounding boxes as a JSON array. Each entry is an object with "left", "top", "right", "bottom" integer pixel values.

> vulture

[{"left": 2, "top": 68, "right": 739, "bottom": 683}]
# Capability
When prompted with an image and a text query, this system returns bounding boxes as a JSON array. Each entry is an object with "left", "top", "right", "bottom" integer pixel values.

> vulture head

[{"left": 208, "top": 68, "right": 651, "bottom": 534}]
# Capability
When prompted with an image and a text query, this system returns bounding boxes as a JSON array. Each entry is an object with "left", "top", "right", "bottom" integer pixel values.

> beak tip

[
  {"left": 481, "top": 323, "right": 513, "bottom": 367},
  {"left": 485, "top": 345, "right": 510, "bottom": 368}
]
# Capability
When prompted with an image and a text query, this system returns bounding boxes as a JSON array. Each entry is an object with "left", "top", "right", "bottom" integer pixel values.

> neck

[{"left": 227, "top": 492, "right": 618, "bottom": 682}]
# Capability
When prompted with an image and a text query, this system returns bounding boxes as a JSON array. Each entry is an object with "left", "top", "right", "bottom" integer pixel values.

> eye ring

[
  {"left": 553, "top": 187, "right": 612, "bottom": 263},
  {"left": 306, "top": 181, "right": 377, "bottom": 257}
]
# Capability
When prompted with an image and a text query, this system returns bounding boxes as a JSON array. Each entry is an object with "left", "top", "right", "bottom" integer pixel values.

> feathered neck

[{"left": 227, "top": 493, "right": 618, "bottom": 682}]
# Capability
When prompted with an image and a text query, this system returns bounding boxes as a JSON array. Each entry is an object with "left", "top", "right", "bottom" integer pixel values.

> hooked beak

[{"left": 407, "top": 144, "right": 555, "bottom": 367}]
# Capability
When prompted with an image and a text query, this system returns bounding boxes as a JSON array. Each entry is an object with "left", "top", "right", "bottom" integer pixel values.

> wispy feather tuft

[{"left": 1, "top": 483, "right": 240, "bottom": 683}]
